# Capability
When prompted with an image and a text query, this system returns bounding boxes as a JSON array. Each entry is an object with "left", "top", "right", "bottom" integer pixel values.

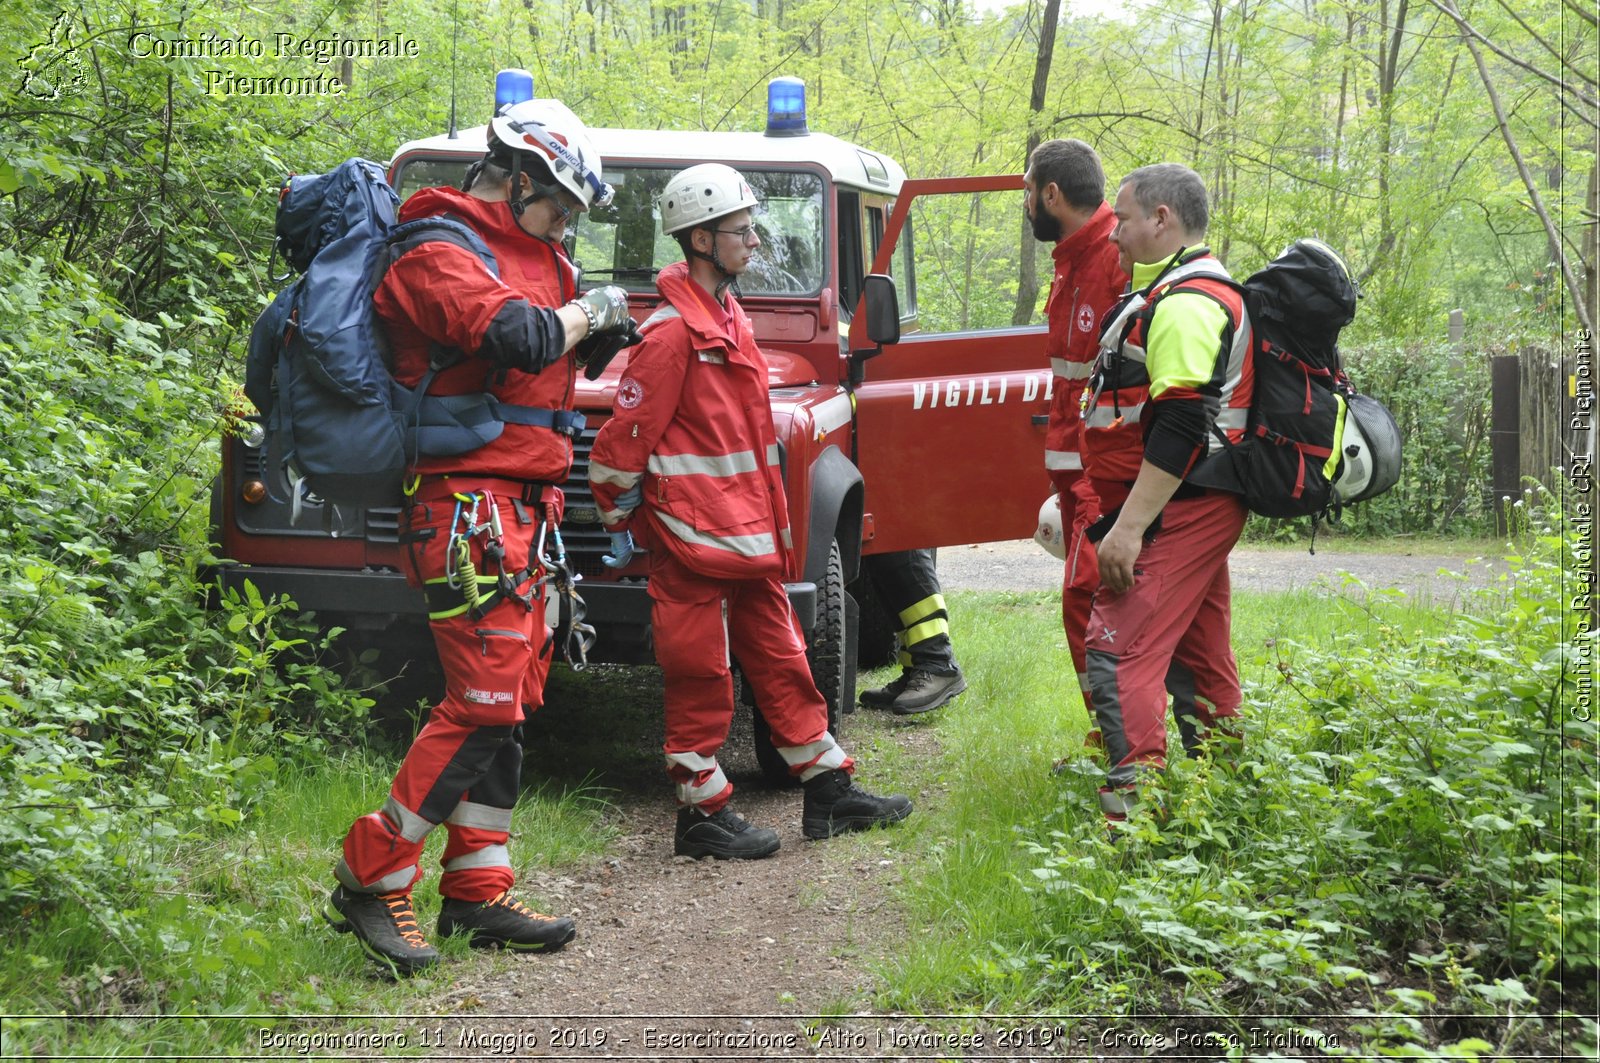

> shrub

[{"left": 1025, "top": 495, "right": 1593, "bottom": 1036}]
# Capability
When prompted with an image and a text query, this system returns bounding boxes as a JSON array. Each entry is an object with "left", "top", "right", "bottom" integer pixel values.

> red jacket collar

[
  {"left": 399, "top": 185, "right": 570, "bottom": 261},
  {"left": 1052, "top": 201, "right": 1117, "bottom": 269},
  {"left": 655, "top": 261, "right": 742, "bottom": 352}
]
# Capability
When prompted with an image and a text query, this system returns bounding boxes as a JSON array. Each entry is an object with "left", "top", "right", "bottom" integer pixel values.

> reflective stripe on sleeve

[
  {"left": 589, "top": 459, "right": 643, "bottom": 489},
  {"left": 1051, "top": 357, "right": 1094, "bottom": 380},
  {"left": 1045, "top": 450, "right": 1083, "bottom": 471}
]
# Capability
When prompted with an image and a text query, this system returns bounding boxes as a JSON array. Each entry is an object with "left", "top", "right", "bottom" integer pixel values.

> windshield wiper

[{"left": 581, "top": 266, "right": 658, "bottom": 280}]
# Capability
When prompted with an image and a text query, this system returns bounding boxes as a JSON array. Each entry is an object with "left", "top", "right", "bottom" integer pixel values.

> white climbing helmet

[
  {"left": 1033, "top": 493, "right": 1066, "bottom": 560},
  {"left": 1331, "top": 393, "right": 1403, "bottom": 504},
  {"left": 658, "top": 163, "right": 760, "bottom": 236},
  {"left": 487, "top": 98, "right": 613, "bottom": 209}
]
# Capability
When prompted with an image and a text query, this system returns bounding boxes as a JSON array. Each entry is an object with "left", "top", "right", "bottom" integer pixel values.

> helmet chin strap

[
  {"left": 690, "top": 229, "right": 741, "bottom": 299},
  {"left": 507, "top": 153, "right": 570, "bottom": 226}
]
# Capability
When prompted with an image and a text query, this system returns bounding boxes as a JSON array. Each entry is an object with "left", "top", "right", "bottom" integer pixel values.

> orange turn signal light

[{"left": 241, "top": 480, "right": 268, "bottom": 505}]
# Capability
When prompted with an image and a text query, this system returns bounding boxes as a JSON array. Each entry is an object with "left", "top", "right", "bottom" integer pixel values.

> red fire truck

[{"left": 210, "top": 78, "right": 1054, "bottom": 764}]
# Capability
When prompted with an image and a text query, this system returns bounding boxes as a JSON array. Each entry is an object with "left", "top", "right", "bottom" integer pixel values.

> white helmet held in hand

[
  {"left": 659, "top": 163, "right": 760, "bottom": 235},
  {"left": 488, "top": 98, "right": 613, "bottom": 210},
  {"left": 1034, "top": 493, "right": 1066, "bottom": 560}
]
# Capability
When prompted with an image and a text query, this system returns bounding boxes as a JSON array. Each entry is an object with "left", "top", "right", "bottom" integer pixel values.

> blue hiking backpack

[{"left": 244, "top": 158, "right": 583, "bottom": 513}]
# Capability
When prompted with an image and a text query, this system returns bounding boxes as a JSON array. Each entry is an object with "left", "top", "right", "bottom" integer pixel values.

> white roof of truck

[{"left": 391, "top": 126, "right": 906, "bottom": 195}]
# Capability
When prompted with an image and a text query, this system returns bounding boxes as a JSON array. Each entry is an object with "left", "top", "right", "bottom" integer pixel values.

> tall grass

[
  {"left": 870, "top": 545, "right": 1592, "bottom": 1057},
  {"left": 0, "top": 751, "right": 616, "bottom": 1058}
]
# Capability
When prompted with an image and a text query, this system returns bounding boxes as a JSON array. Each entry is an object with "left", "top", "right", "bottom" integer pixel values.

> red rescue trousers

[
  {"left": 648, "top": 552, "right": 851, "bottom": 812},
  {"left": 336, "top": 482, "right": 560, "bottom": 902},
  {"left": 1052, "top": 471, "right": 1101, "bottom": 720},
  {"left": 1084, "top": 490, "right": 1247, "bottom": 818}
]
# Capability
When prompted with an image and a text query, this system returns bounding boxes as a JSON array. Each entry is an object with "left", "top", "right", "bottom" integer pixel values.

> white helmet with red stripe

[
  {"left": 1033, "top": 493, "right": 1066, "bottom": 560},
  {"left": 658, "top": 164, "right": 760, "bottom": 235},
  {"left": 487, "top": 98, "right": 613, "bottom": 210}
]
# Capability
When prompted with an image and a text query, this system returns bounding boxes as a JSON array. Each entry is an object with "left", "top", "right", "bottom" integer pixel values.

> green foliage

[
  {"left": 0, "top": 240, "right": 374, "bottom": 1020},
  {"left": 1011, "top": 509, "right": 1593, "bottom": 1046}
]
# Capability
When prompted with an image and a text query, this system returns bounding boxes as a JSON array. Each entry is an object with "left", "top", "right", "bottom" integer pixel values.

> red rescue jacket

[
  {"left": 1044, "top": 203, "right": 1126, "bottom": 480},
  {"left": 375, "top": 186, "right": 580, "bottom": 483},
  {"left": 588, "top": 262, "right": 795, "bottom": 581},
  {"left": 1083, "top": 249, "right": 1252, "bottom": 496}
]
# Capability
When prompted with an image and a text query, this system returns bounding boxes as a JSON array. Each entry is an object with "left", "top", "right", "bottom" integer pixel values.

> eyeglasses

[{"left": 713, "top": 225, "right": 760, "bottom": 245}]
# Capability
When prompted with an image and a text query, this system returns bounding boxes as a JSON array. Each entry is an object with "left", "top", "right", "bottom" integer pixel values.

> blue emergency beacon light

[
  {"left": 495, "top": 68, "right": 535, "bottom": 111},
  {"left": 765, "top": 77, "right": 808, "bottom": 137}
]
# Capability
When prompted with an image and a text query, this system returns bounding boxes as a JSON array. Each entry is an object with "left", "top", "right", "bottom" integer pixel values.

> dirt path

[
  {"left": 414, "top": 541, "right": 1507, "bottom": 1058},
  {"left": 941, "top": 538, "right": 1503, "bottom": 600},
  {"left": 419, "top": 709, "right": 937, "bottom": 1060}
]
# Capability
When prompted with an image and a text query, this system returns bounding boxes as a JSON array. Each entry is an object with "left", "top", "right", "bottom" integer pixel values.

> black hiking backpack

[{"left": 1188, "top": 238, "right": 1402, "bottom": 520}]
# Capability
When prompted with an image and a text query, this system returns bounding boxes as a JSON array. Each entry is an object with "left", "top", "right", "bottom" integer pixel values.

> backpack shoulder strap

[
  {"left": 387, "top": 214, "right": 498, "bottom": 277},
  {"left": 380, "top": 215, "right": 502, "bottom": 376}
]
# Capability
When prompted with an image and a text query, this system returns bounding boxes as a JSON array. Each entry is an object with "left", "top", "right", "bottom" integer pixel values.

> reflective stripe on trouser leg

[
  {"left": 438, "top": 726, "right": 522, "bottom": 901},
  {"left": 898, "top": 592, "right": 954, "bottom": 670},
  {"left": 727, "top": 573, "right": 855, "bottom": 783},
  {"left": 665, "top": 750, "right": 732, "bottom": 810},
  {"left": 652, "top": 559, "right": 738, "bottom": 813},
  {"left": 336, "top": 506, "right": 546, "bottom": 896},
  {"left": 864, "top": 549, "right": 954, "bottom": 670},
  {"left": 336, "top": 800, "right": 430, "bottom": 894}
]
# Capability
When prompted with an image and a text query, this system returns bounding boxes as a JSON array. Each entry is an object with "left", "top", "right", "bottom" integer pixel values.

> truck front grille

[{"left": 560, "top": 426, "right": 611, "bottom": 579}]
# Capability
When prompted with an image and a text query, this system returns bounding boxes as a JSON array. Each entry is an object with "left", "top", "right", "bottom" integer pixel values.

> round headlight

[{"left": 239, "top": 422, "right": 267, "bottom": 449}]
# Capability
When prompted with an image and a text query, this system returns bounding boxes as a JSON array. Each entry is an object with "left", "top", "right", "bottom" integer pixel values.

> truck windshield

[
  {"left": 391, "top": 159, "right": 823, "bottom": 296},
  {"left": 573, "top": 168, "right": 824, "bottom": 296}
]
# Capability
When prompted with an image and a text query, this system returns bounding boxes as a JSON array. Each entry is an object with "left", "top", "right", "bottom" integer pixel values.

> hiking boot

[
  {"left": 437, "top": 890, "right": 576, "bottom": 952},
  {"left": 675, "top": 806, "right": 781, "bottom": 860},
  {"left": 802, "top": 769, "right": 913, "bottom": 839},
  {"left": 889, "top": 667, "right": 968, "bottom": 715},
  {"left": 859, "top": 670, "right": 911, "bottom": 710},
  {"left": 323, "top": 886, "right": 439, "bottom": 976}
]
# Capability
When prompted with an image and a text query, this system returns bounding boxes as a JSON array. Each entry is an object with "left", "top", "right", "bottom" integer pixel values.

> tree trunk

[
  {"left": 1011, "top": 0, "right": 1060, "bottom": 327},
  {"left": 1587, "top": 158, "right": 1599, "bottom": 326},
  {"left": 1438, "top": 0, "right": 1594, "bottom": 333}
]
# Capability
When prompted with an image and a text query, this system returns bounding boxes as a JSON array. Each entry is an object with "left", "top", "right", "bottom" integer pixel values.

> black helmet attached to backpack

[{"left": 1187, "top": 236, "right": 1403, "bottom": 524}]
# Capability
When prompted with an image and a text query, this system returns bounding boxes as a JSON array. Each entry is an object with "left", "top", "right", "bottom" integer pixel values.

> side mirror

[{"left": 862, "top": 274, "right": 900, "bottom": 348}]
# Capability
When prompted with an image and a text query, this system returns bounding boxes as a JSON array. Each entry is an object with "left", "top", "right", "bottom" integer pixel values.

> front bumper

[{"left": 202, "top": 564, "right": 817, "bottom": 662}]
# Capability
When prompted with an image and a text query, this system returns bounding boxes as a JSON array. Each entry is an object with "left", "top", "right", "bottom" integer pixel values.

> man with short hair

[
  {"left": 588, "top": 164, "right": 912, "bottom": 859},
  {"left": 325, "top": 97, "right": 641, "bottom": 977},
  {"left": 1081, "top": 162, "right": 1253, "bottom": 825},
  {"left": 1023, "top": 138, "right": 1126, "bottom": 746}
]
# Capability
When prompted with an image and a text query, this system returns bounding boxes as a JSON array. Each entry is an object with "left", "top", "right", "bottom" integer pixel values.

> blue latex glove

[
  {"left": 614, "top": 483, "right": 642, "bottom": 511},
  {"left": 602, "top": 530, "right": 636, "bottom": 568}
]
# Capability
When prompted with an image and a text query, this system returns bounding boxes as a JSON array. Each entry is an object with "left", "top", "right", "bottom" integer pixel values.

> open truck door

[{"left": 845, "top": 175, "right": 1056, "bottom": 555}]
